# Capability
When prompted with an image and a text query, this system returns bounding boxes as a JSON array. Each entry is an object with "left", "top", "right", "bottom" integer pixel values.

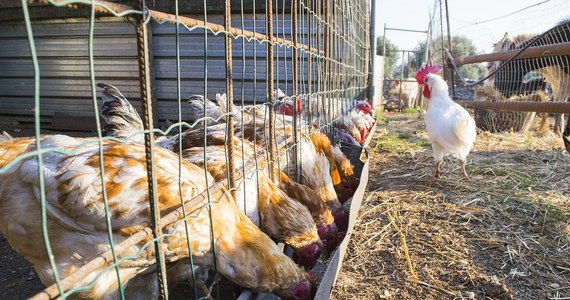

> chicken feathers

[
  {"left": 0, "top": 136, "right": 315, "bottom": 299},
  {"left": 422, "top": 73, "right": 477, "bottom": 178},
  {"left": 98, "top": 83, "right": 144, "bottom": 142},
  {"left": 97, "top": 85, "right": 323, "bottom": 271}
]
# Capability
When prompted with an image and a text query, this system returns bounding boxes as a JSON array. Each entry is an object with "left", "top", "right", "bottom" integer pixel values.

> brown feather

[{"left": 0, "top": 137, "right": 315, "bottom": 299}]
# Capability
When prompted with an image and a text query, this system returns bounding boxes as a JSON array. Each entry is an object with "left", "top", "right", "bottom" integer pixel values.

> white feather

[{"left": 424, "top": 74, "right": 477, "bottom": 170}]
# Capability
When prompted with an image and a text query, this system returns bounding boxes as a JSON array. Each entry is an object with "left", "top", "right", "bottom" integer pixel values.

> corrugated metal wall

[
  {"left": 0, "top": 17, "right": 139, "bottom": 124},
  {"left": 0, "top": 13, "right": 351, "bottom": 125},
  {"left": 151, "top": 14, "right": 319, "bottom": 121}
]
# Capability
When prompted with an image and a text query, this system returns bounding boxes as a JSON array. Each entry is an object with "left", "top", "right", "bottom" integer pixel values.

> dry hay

[
  {"left": 331, "top": 112, "right": 570, "bottom": 300},
  {"left": 473, "top": 86, "right": 550, "bottom": 133}
]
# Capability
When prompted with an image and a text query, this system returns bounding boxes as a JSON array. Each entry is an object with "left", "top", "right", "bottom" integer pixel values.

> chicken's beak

[{"left": 422, "top": 84, "right": 431, "bottom": 99}]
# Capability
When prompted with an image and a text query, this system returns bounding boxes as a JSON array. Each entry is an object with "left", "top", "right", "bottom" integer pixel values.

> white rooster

[{"left": 416, "top": 64, "right": 477, "bottom": 178}]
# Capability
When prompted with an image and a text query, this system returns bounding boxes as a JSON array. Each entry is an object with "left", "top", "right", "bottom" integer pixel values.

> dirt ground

[
  {"left": 1, "top": 113, "right": 569, "bottom": 299},
  {"left": 331, "top": 112, "right": 570, "bottom": 300}
]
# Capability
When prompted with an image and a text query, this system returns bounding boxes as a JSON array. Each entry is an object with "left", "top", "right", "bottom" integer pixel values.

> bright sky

[{"left": 375, "top": 0, "right": 570, "bottom": 54}]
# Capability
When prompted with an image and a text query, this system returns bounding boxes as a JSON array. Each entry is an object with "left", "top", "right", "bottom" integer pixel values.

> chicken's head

[
  {"left": 292, "top": 282, "right": 313, "bottom": 300},
  {"left": 317, "top": 223, "right": 338, "bottom": 258},
  {"left": 337, "top": 189, "right": 350, "bottom": 204},
  {"left": 350, "top": 177, "right": 361, "bottom": 190},
  {"left": 341, "top": 187, "right": 356, "bottom": 202},
  {"left": 356, "top": 102, "right": 373, "bottom": 114},
  {"left": 340, "top": 175, "right": 349, "bottom": 189},
  {"left": 277, "top": 98, "right": 303, "bottom": 116},
  {"left": 332, "top": 206, "right": 349, "bottom": 233},
  {"left": 292, "top": 241, "right": 323, "bottom": 271},
  {"left": 340, "top": 175, "right": 359, "bottom": 202},
  {"left": 276, "top": 274, "right": 316, "bottom": 300},
  {"left": 337, "top": 129, "right": 360, "bottom": 146},
  {"left": 416, "top": 63, "right": 443, "bottom": 99},
  {"left": 337, "top": 180, "right": 357, "bottom": 203},
  {"left": 290, "top": 277, "right": 317, "bottom": 300},
  {"left": 339, "top": 162, "right": 358, "bottom": 189}
]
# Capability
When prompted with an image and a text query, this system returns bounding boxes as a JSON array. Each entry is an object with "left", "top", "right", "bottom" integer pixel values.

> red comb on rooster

[
  {"left": 416, "top": 63, "right": 443, "bottom": 98},
  {"left": 416, "top": 62, "right": 443, "bottom": 84}
]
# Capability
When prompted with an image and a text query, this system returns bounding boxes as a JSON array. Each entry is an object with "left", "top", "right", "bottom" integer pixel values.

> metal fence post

[
  {"left": 134, "top": 0, "right": 168, "bottom": 299},
  {"left": 267, "top": 0, "right": 276, "bottom": 181},
  {"left": 225, "top": 0, "right": 237, "bottom": 196}
]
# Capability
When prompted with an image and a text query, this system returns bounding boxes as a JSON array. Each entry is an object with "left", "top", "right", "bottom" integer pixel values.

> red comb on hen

[{"left": 416, "top": 63, "right": 443, "bottom": 84}]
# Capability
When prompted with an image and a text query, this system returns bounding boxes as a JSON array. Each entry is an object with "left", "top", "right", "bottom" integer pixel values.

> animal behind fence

[
  {"left": 0, "top": 0, "right": 374, "bottom": 299},
  {"left": 386, "top": 78, "right": 419, "bottom": 109},
  {"left": 485, "top": 19, "right": 570, "bottom": 132}
]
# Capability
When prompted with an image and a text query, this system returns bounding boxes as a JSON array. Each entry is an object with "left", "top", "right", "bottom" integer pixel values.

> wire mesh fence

[
  {"left": 427, "top": 0, "right": 570, "bottom": 134},
  {"left": 0, "top": 0, "right": 374, "bottom": 299}
]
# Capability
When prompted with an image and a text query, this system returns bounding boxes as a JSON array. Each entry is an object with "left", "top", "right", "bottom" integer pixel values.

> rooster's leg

[
  {"left": 434, "top": 161, "right": 442, "bottom": 178},
  {"left": 460, "top": 159, "right": 469, "bottom": 179},
  {"left": 432, "top": 143, "right": 444, "bottom": 178}
]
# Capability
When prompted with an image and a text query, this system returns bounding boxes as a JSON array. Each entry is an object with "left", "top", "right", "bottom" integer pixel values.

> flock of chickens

[
  {"left": 0, "top": 84, "right": 376, "bottom": 299},
  {"left": 0, "top": 54, "right": 482, "bottom": 300}
]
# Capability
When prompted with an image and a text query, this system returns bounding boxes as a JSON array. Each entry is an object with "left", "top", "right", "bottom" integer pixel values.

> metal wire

[
  {"left": 224, "top": 0, "right": 237, "bottom": 200},
  {"left": 30, "top": 179, "right": 230, "bottom": 299},
  {"left": 1, "top": 1, "right": 374, "bottom": 299},
  {"left": 267, "top": 0, "right": 276, "bottom": 181},
  {"left": 251, "top": 0, "right": 263, "bottom": 226},
  {"left": 19, "top": 0, "right": 65, "bottom": 298},
  {"left": 239, "top": 0, "right": 249, "bottom": 240},
  {"left": 201, "top": 0, "right": 219, "bottom": 294},
  {"left": 87, "top": 1, "right": 125, "bottom": 298},
  {"left": 174, "top": 0, "right": 200, "bottom": 297},
  {"left": 32, "top": 0, "right": 328, "bottom": 57},
  {"left": 292, "top": 0, "right": 300, "bottom": 181},
  {"left": 134, "top": 1, "right": 169, "bottom": 298}
]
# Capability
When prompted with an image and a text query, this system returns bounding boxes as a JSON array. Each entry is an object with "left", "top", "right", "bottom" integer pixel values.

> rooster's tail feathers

[{"left": 97, "top": 83, "right": 144, "bottom": 139}]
